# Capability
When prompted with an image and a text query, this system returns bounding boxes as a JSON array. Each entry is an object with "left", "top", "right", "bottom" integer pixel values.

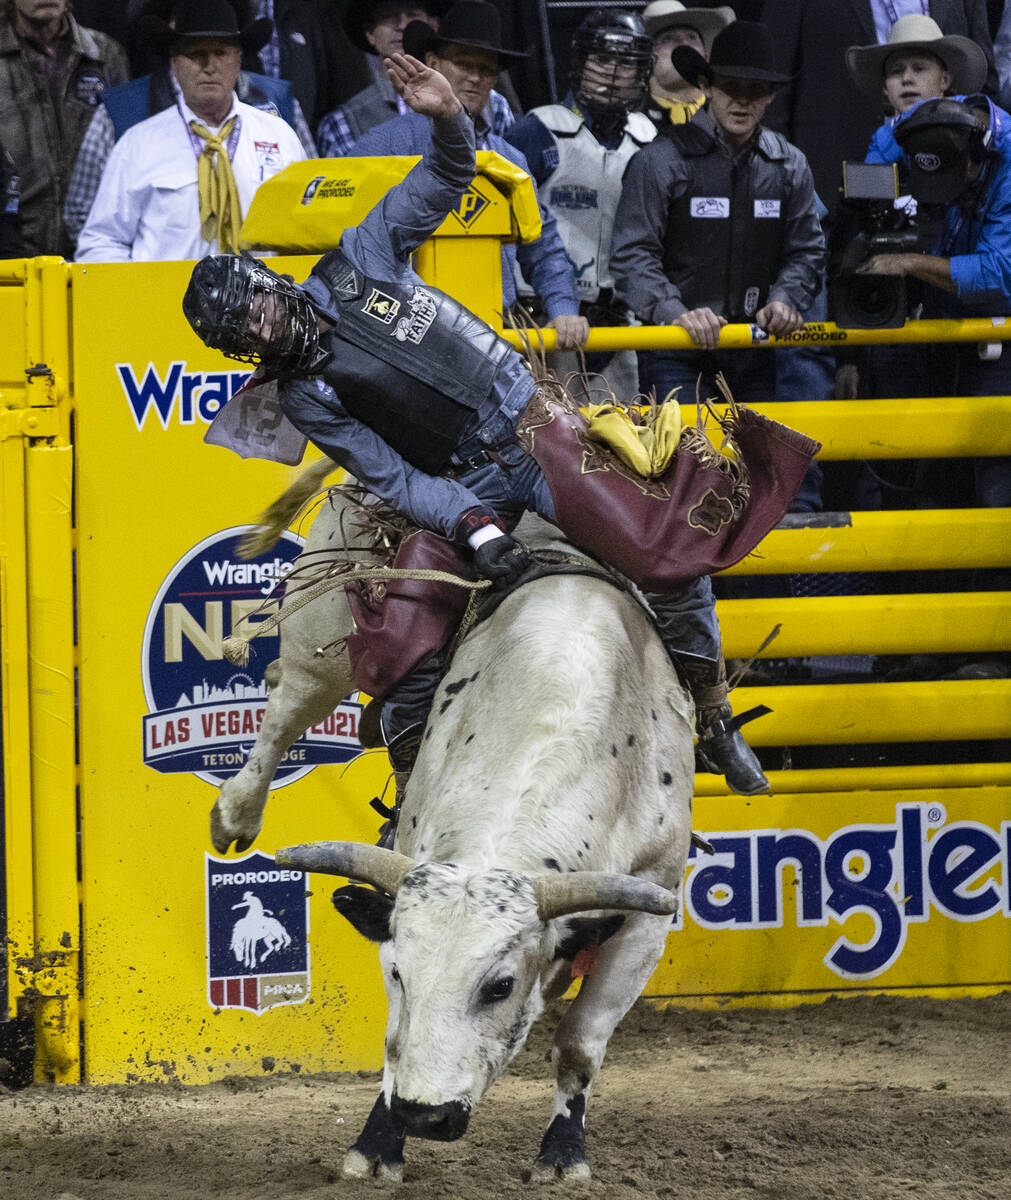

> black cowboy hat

[
  {"left": 403, "top": 0, "right": 527, "bottom": 62},
  {"left": 671, "top": 20, "right": 793, "bottom": 89},
  {"left": 138, "top": 0, "right": 273, "bottom": 56},
  {"left": 342, "top": 0, "right": 451, "bottom": 55}
]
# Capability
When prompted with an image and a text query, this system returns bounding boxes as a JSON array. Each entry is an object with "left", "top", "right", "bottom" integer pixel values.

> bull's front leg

[
  {"left": 343, "top": 1092, "right": 407, "bottom": 1182},
  {"left": 532, "top": 911, "right": 674, "bottom": 1183},
  {"left": 210, "top": 590, "right": 354, "bottom": 852}
]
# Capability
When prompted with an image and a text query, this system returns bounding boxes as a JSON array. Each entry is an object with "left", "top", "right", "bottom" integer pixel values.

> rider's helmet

[
  {"left": 182, "top": 254, "right": 330, "bottom": 376},
  {"left": 570, "top": 8, "right": 654, "bottom": 119}
]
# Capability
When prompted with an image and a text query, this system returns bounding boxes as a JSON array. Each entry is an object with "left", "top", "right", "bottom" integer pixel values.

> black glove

[{"left": 473, "top": 534, "right": 533, "bottom": 587}]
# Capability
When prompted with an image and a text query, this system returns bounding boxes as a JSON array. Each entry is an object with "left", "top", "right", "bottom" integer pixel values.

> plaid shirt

[
  {"left": 64, "top": 71, "right": 316, "bottom": 242},
  {"left": 317, "top": 87, "right": 516, "bottom": 158}
]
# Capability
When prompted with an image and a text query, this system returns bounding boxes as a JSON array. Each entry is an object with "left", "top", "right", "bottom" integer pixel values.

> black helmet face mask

[
  {"left": 571, "top": 11, "right": 653, "bottom": 117},
  {"left": 182, "top": 255, "right": 328, "bottom": 376}
]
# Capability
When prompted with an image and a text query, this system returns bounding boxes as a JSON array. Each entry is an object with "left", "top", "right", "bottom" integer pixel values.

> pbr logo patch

[
  {"left": 914, "top": 152, "right": 942, "bottom": 172},
  {"left": 687, "top": 488, "right": 735, "bottom": 535},
  {"left": 142, "top": 526, "right": 364, "bottom": 789},
  {"left": 206, "top": 851, "right": 310, "bottom": 1012},
  {"left": 363, "top": 287, "right": 401, "bottom": 323},
  {"left": 451, "top": 186, "right": 489, "bottom": 228}
]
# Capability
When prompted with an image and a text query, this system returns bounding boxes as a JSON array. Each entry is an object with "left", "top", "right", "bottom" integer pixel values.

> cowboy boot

[
  {"left": 371, "top": 723, "right": 424, "bottom": 850},
  {"left": 677, "top": 652, "right": 770, "bottom": 795}
]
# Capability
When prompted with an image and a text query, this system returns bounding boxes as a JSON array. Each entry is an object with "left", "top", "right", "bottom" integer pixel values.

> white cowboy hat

[
  {"left": 846, "top": 14, "right": 987, "bottom": 98},
  {"left": 640, "top": 1, "right": 735, "bottom": 49}
]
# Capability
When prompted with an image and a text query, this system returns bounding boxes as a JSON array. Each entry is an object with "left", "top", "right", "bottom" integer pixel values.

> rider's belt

[{"left": 444, "top": 441, "right": 516, "bottom": 476}]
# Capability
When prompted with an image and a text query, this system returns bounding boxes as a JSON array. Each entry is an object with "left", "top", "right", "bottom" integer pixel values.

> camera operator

[{"left": 852, "top": 96, "right": 1011, "bottom": 512}]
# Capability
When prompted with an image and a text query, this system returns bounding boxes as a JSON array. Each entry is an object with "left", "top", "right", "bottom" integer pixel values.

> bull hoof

[
  {"left": 343, "top": 1148, "right": 403, "bottom": 1183},
  {"left": 210, "top": 803, "right": 260, "bottom": 855},
  {"left": 529, "top": 1159, "right": 591, "bottom": 1184}
]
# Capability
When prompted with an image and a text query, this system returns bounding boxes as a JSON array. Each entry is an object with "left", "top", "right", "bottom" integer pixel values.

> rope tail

[{"left": 237, "top": 457, "right": 341, "bottom": 559}]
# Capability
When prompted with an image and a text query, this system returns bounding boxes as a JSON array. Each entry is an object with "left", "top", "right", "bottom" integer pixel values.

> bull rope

[{"left": 221, "top": 560, "right": 491, "bottom": 667}]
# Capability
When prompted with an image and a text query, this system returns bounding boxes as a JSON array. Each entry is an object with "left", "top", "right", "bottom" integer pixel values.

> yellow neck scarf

[{"left": 189, "top": 116, "right": 243, "bottom": 254}]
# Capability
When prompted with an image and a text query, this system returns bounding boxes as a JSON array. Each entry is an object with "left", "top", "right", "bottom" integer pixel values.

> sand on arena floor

[{"left": 1, "top": 992, "right": 1008, "bottom": 1200}]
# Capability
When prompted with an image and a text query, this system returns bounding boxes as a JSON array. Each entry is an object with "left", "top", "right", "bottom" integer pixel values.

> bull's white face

[{"left": 380, "top": 864, "right": 553, "bottom": 1132}]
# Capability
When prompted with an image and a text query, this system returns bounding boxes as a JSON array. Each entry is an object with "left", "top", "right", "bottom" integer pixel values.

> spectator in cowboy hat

[
  {"left": 75, "top": 0, "right": 304, "bottom": 261},
  {"left": 351, "top": 0, "right": 587, "bottom": 348},
  {"left": 640, "top": 0, "right": 734, "bottom": 128},
  {"left": 315, "top": 0, "right": 516, "bottom": 154},
  {"left": 611, "top": 19, "right": 825, "bottom": 404},
  {"left": 846, "top": 14, "right": 989, "bottom": 164}
]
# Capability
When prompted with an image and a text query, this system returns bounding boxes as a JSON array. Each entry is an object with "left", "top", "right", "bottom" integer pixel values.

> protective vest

[
  {"left": 662, "top": 117, "right": 789, "bottom": 321},
  {"left": 102, "top": 71, "right": 295, "bottom": 141},
  {"left": 311, "top": 250, "right": 514, "bottom": 474},
  {"left": 528, "top": 105, "right": 655, "bottom": 301}
]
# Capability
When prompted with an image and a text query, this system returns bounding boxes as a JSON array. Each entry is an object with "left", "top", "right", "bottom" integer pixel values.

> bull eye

[{"left": 481, "top": 976, "right": 514, "bottom": 1004}]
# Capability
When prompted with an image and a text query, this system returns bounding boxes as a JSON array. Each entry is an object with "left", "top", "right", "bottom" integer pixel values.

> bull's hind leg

[
  {"left": 343, "top": 1093, "right": 407, "bottom": 1183},
  {"left": 531, "top": 911, "right": 674, "bottom": 1183}
]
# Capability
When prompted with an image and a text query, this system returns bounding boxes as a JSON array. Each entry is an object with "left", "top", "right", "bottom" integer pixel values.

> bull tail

[{"left": 238, "top": 457, "right": 341, "bottom": 559}]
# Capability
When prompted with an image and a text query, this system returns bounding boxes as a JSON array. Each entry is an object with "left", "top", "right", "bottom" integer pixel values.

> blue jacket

[
  {"left": 892, "top": 95, "right": 1011, "bottom": 315},
  {"left": 350, "top": 110, "right": 579, "bottom": 321},
  {"left": 280, "top": 109, "right": 537, "bottom": 538}
]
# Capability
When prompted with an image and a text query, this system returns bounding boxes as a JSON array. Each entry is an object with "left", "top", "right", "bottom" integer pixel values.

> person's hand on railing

[
  {"left": 547, "top": 312, "right": 590, "bottom": 350},
  {"left": 673, "top": 306, "right": 727, "bottom": 349},
  {"left": 755, "top": 300, "right": 804, "bottom": 338}
]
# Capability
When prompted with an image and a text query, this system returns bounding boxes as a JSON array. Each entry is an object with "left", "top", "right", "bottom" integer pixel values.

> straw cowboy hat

[
  {"left": 640, "top": 1, "right": 735, "bottom": 48},
  {"left": 402, "top": 0, "right": 527, "bottom": 61},
  {"left": 846, "top": 14, "right": 987, "bottom": 98},
  {"left": 138, "top": 0, "right": 273, "bottom": 55},
  {"left": 671, "top": 20, "right": 793, "bottom": 88}
]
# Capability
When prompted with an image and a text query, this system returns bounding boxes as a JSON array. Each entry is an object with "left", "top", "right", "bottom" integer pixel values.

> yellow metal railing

[{"left": 1, "top": 257, "right": 79, "bottom": 1080}]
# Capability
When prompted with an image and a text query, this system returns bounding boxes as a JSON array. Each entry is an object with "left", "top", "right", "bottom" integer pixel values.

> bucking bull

[{"left": 218, "top": 466, "right": 695, "bottom": 1181}]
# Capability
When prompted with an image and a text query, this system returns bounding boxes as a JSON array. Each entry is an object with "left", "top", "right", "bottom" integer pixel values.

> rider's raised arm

[{"left": 341, "top": 55, "right": 477, "bottom": 270}]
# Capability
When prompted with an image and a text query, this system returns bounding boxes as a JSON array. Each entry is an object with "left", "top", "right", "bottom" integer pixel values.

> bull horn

[
  {"left": 533, "top": 872, "right": 678, "bottom": 922},
  {"left": 276, "top": 841, "right": 414, "bottom": 896}
]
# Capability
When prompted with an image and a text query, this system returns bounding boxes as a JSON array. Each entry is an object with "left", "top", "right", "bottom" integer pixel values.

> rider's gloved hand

[{"left": 472, "top": 531, "right": 533, "bottom": 587}]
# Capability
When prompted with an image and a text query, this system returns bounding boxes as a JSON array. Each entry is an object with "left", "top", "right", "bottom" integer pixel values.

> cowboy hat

[
  {"left": 845, "top": 14, "right": 987, "bottom": 99},
  {"left": 402, "top": 0, "right": 527, "bottom": 62},
  {"left": 139, "top": 0, "right": 273, "bottom": 56},
  {"left": 342, "top": 0, "right": 450, "bottom": 55},
  {"left": 641, "top": 1, "right": 735, "bottom": 48},
  {"left": 670, "top": 20, "right": 792, "bottom": 88}
]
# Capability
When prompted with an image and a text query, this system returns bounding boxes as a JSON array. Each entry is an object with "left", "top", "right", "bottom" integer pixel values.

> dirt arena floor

[{"left": 2, "top": 992, "right": 1008, "bottom": 1200}]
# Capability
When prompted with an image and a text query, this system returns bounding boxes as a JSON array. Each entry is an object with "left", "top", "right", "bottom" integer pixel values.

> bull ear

[
  {"left": 332, "top": 885, "right": 393, "bottom": 942},
  {"left": 534, "top": 872, "right": 677, "bottom": 921},
  {"left": 276, "top": 841, "right": 414, "bottom": 896}
]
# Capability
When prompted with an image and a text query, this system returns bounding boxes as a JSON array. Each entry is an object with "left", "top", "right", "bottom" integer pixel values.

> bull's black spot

[
  {"left": 535, "top": 1093, "right": 587, "bottom": 1173},
  {"left": 465, "top": 734, "right": 475, "bottom": 744},
  {"left": 424, "top": 728, "right": 432, "bottom": 741},
  {"left": 576, "top": 850, "right": 583, "bottom": 859},
  {"left": 578, "top": 1074, "right": 590, "bottom": 1092},
  {"left": 659, "top": 814, "right": 665, "bottom": 825},
  {"left": 470, "top": 671, "right": 480, "bottom": 682},
  {"left": 411, "top": 816, "right": 417, "bottom": 829},
  {"left": 587, "top": 814, "right": 594, "bottom": 821},
  {"left": 611, "top": 745, "right": 618, "bottom": 757},
  {"left": 627, "top": 734, "right": 635, "bottom": 746},
  {"left": 583, "top": 840, "right": 590, "bottom": 850},
  {"left": 445, "top": 678, "right": 469, "bottom": 695},
  {"left": 439, "top": 698, "right": 453, "bottom": 715},
  {"left": 543, "top": 858, "right": 562, "bottom": 872},
  {"left": 662, "top": 771, "right": 673, "bottom": 785},
  {"left": 651, "top": 709, "right": 658, "bottom": 721}
]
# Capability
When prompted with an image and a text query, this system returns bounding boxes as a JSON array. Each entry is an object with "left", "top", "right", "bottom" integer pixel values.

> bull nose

[{"left": 389, "top": 1095, "right": 470, "bottom": 1141}]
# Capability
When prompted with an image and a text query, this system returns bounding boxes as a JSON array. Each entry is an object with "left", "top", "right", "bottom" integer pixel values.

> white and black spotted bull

[{"left": 213, "top": 469, "right": 694, "bottom": 1179}]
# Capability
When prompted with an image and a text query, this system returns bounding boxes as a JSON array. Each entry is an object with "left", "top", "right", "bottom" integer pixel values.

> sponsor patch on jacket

[
  {"left": 363, "top": 288, "right": 401, "bottom": 324},
  {"left": 744, "top": 286, "right": 761, "bottom": 316},
  {"left": 395, "top": 286, "right": 438, "bottom": 343},
  {"left": 754, "top": 199, "right": 781, "bottom": 218},
  {"left": 74, "top": 70, "right": 107, "bottom": 106},
  {"left": 690, "top": 197, "right": 729, "bottom": 218},
  {"left": 550, "top": 184, "right": 598, "bottom": 210}
]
